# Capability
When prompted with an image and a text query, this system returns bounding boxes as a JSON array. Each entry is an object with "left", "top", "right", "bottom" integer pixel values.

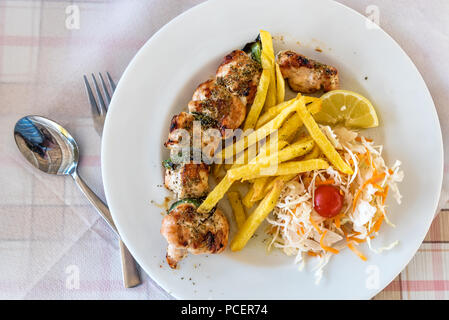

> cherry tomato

[{"left": 314, "top": 185, "right": 343, "bottom": 218}]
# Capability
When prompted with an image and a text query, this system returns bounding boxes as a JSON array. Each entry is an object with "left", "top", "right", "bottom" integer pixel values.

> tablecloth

[{"left": 0, "top": 0, "right": 448, "bottom": 300}]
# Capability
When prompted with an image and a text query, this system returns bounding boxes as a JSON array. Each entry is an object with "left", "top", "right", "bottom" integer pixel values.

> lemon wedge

[{"left": 313, "top": 90, "right": 379, "bottom": 128}]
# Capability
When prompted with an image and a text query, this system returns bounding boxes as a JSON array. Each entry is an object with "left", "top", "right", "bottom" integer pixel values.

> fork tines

[
  {"left": 83, "top": 72, "right": 116, "bottom": 116},
  {"left": 83, "top": 72, "right": 116, "bottom": 136}
]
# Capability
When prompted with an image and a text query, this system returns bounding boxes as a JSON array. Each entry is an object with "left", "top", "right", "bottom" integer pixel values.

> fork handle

[
  {"left": 71, "top": 170, "right": 142, "bottom": 288},
  {"left": 120, "top": 241, "right": 141, "bottom": 287}
]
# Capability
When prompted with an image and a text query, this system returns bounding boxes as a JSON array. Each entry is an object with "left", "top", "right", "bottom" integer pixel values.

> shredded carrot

[
  {"left": 296, "top": 223, "right": 306, "bottom": 236},
  {"left": 309, "top": 215, "right": 322, "bottom": 234},
  {"left": 381, "top": 186, "right": 389, "bottom": 205},
  {"left": 356, "top": 152, "right": 365, "bottom": 158},
  {"left": 352, "top": 172, "right": 387, "bottom": 212},
  {"left": 356, "top": 136, "right": 373, "bottom": 143},
  {"left": 303, "top": 177, "right": 312, "bottom": 189},
  {"left": 320, "top": 231, "right": 339, "bottom": 254},
  {"left": 365, "top": 151, "right": 371, "bottom": 166},
  {"left": 365, "top": 147, "right": 376, "bottom": 170},
  {"left": 346, "top": 241, "right": 367, "bottom": 261},
  {"left": 315, "top": 179, "right": 335, "bottom": 186},
  {"left": 371, "top": 215, "right": 384, "bottom": 234},
  {"left": 346, "top": 232, "right": 363, "bottom": 241},
  {"left": 348, "top": 236, "right": 365, "bottom": 243},
  {"left": 335, "top": 216, "right": 341, "bottom": 229},
  {"left": 267, "top": 226, "right": 277, "bottom": 234},
  {"left": 388, "top": 168, "right": 394, "bottom": 175},
  {"left": 333, "top": 213, "right": 344, "bottom": 229},
  {"left": 307, "top": 251, "right": 321, "bottom": 257}
]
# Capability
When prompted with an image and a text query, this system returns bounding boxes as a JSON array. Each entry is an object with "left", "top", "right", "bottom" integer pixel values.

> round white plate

[{"left": 102, "top": 0, "right": 443, "bottom": 299}]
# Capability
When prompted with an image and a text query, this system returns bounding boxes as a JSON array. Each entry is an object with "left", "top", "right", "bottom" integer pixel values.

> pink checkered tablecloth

[{"left": 0, "top": 0, "right": 448, "bottom": 300}]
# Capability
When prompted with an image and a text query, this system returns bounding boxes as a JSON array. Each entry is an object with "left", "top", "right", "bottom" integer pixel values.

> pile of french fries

[{"left": 199, "top": 30, "right": 353, "bottom": 252}]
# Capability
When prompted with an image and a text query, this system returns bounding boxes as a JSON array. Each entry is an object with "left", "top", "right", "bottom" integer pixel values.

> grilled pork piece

[
  {"left": 164, "top": 162, "right": 210, "bottom": 199},
  {"left": 215, "top": 50, "right": 262, "bottom": 106},
  {"left": 161, "top": 202, "right": 229, "bottom": 268},
  {"left": 188, "top": 79, "right": 246, "bottom": 135},
  {"left": 277, "top": 50, "right": 339, "bottom": 93},
  {"left": 164, "top": 112, "right": 222, "bottom": 159}
]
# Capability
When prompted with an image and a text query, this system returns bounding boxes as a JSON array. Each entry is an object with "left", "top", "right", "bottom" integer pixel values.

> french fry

[
  {"left": 212, "top": 163, "right": 222, "bottom": 178},
  {"left": 250, "top": 177, "right": 271, "bottom": 202},
  {"left": 277, "top": 113, "right": 303, "bottom": 142},
  {"left": 220, "top": 101, "right": 300, "bottom": 160},
  {"left": 227, "top": 139, "right": 315, "bottom": 181},
  {"left": 303, "top": 144, "right": 322, "bottom": 160},
  {"left": 242, "top": 187, "right": 256, "bottom": 209},
  {"left": 256, "top": 98, "right": 296, "bottom": 129},
  {"left": 261, "top": 138, "right": 314, "bottom": 165},
  {"left": 227, "top": 191, "right": 246, "bottom": 229},
  {"left": 197, "top": 174, "right": 234, "bottom": 213},
  {"left": 231, "top": 178, "right": 284, "bottom": 251},
  {"left": 259, "top": 98, "right": 323, "bottom": 144},
  {"left": 202, "top": 139, "right": 286, "bottom": 214},
  {"left": 275, "top": 63, "right": 285, "bottom": 104},
  {"left": 309, "top": 98, "right": 323, "bottom": 112},
  {"left": 264, "top": 174, "right": 296, "bottom": 193},
  {"left": 227, "top": 139, "right": 295, "bottom": 181},
  {"left": 240, "top": 159, "right": 329, "bottom": 180},
  {"left": 295, "top": 100, "right": 353, "bottom": 174},
  {"left": 231, "top": 149, "right": 248, "bottom": 168},
  {"left": 253, "top": 139, "right": 289, "bottom": 163},
  {"left": 256, "top": 96, "right": 321, "bottom": 129},
  {"left": 243, "top": 69, "right": 270, "bottom": 130},
  {"left": 243, "top": 137, "right": 288, "bottom": 205},
  {"left": 231, "top": 144, "right": 259, "bottom": 168},
  {"left": 260, "top": 30, "right": 276, "bottom": 108}
]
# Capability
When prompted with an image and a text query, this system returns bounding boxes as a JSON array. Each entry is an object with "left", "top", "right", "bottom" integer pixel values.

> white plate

[{"left": 102, "top": 0, "right": 443, "bottom": 299}]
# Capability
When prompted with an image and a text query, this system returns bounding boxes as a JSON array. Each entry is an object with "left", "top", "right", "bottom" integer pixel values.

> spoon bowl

[{"left": 14, "top": 115, "right": 79, "bottom": 176}]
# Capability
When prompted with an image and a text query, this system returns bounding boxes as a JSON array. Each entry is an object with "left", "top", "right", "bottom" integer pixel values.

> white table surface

[{"left": 0, "top": 0, "right": 448, "bottom": 299}]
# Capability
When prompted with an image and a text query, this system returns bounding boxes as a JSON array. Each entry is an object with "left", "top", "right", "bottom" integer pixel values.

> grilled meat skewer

[{"left": 161, "top": 49, "right": 261, "bottom": 268}]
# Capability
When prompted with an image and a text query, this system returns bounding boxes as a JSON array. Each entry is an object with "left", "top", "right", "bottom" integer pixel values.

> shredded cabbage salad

[{"left": 266, "top": 126, "right": 404, "bottom": 284}]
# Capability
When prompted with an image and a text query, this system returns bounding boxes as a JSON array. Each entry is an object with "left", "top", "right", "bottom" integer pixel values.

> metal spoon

[{"left": 13, "top": 115, "right": 141, "bottom": 288}]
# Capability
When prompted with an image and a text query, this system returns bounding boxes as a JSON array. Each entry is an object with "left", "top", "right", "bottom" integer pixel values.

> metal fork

[
  {"left": 84, "top": 72, "right": 115, "bottom": 136},
  {"left": 84, "top": 72, "right": 141, "bottom": 288}
]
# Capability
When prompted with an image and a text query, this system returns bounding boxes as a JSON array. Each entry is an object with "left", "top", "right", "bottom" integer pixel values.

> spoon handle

[
  {"left": 71, "top": 170, "right": 118, "bottom": 234},
  {"left": 71, "top": 170, "right": 142, "bottom": 288}
]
